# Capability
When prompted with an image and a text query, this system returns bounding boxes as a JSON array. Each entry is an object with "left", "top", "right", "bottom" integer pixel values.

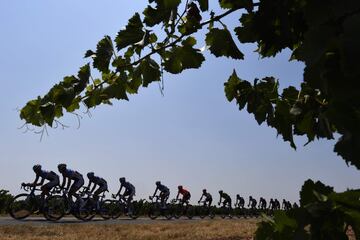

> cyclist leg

[
  {"left": 69, "top": 178, "right": 84, "bottom": 203},
  {"left": 183, "top": 193, "right": 190, "bottom": 206},
  {"left": 93, "top": 187, "right": 102, "bottom": 202},
  {"left": 127, "top": 190, "right": 135, "bottom": 214},
  {"left": 159, "top": 192, "right": 165, "bottom": 207},
  {"left": 164, "top": 191, "right": 170, "bottom": 203},
  {"left": 207, "top": 198, "right": 213, "bottom": 207},
  {"left": 40, "top": 182, "right": 51, "bottom": 208},
  {"left": 41, "top": 182, "right": 52, "bottom": 199},
  {"left": 128, "top": 191, "right": 134, "bottom": 204}
]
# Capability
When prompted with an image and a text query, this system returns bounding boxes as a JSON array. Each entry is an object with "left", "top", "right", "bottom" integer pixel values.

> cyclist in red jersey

[{"left": 176, "top": 185, "right": 191, "bottom": 205}]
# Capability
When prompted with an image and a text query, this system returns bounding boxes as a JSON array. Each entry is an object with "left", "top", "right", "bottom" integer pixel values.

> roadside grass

[{"left": 0, "top": 219, "right": 258, "bottom": 240}]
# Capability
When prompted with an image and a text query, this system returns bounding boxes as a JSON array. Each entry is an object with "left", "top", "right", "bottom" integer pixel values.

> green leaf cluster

[
  {"left": 20, "top": 64, "right": 90, "bottom": 126},
  {"left": 256, "top": 180, "right": 360, "bottom": 240},
  {"left": 224, "top": 70, "right": 335, "bottom": 150}
]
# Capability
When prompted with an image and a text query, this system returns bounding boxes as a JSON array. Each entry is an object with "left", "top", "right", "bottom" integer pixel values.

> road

[{"left": 0, "top": 216, "right": 216, "bottom": 225}]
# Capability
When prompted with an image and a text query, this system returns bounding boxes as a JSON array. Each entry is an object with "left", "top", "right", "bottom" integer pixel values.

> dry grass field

[{"left": 0, "top": 219, "right": 259, "bottom": 240}]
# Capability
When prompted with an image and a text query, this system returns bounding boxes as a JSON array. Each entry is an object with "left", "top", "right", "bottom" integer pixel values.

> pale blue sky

[{"left": 0, "top": 1, "right": 358, "bottom": 204}]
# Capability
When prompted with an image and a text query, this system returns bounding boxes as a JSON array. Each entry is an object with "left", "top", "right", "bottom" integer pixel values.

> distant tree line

[{"left": 0, "top": 190, "right": 13, "bottom": 214}]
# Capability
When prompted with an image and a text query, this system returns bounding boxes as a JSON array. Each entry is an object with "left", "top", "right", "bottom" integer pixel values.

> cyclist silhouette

[
  {"left": 85, "top": 172, "right": 108, "bottom": 202},
  {"left": 248, "top": 196, "right": 257, "bottom": 209},
  {"left": 114, "top": 177, "right": 136, "bottom": 205},
  {"left": 218, "top": 190, "right": 232, "bottom": 208},
  {"left": 235, "top": 194, "right": 245, "bottom": 208},
  {"left": 198, "top": 189, "right": 212, "bottom": 207},
  {"left": 258, "top": 197, "right": 267, "bottom": 209},
  {"left": 23, "top": 164, "right": 59, "bottom": 206},
  {"left": 152, "top": 181, "right": 170, "bottom": 207},
  {"left": 176, "top": 185, "right": 191, "bottom": 205},
  {"left": 58, "top": 163, "right": 84, "bottom": 203}
]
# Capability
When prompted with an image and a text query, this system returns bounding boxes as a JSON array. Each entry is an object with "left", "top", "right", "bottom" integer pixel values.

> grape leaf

[
  {"left": 115, "top": 13, "right": 144, "bottom": 51},
  {"left": 143, "top": 0, "right": 180, "bottom": 27},
  {"left": 300, "top": 179, "right": 334, "bottom": 207},
  {"left": 205, "top": 28, "right": 244, "bottom": 59},
  {"left": 163, "top": 37, "right": 205, "bottom": 74},
  {"left": 197, "top": 0, "right": 208, "bottom": 11},
  {"left": 224, "top": 70, "right": 241, "bottom": 101},
  {"left": 219, "top": 0, "right": 253, "bottom": 12},
  {"left": 93, "top": 36, "right": 113, "bottom": 73},
  {"left": 138, "top": 57, "right": 161, "bottom": 87}
]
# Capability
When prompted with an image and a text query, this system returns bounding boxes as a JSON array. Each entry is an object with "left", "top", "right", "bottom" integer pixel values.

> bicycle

[
  {"left": 246, "top": 204, "right": 260, "bottom": 218},
  {"left": 103, "top": 194, "right": 140, "bottom": 219},
  {"left": 8, "top": 183, "right": 55, "bottom": 221},
  {"left": 43, "top": 187, "right": 87, "bottom": 221},
  {"left": 171, "top": 198, "right": 195, "bottom": 219},
  {"left": 197, "top": 200, "right": 215, "bottom": 219},
  {"left": 218, "top": 201, "right": 233, "bottom": 219},
  {"left": 233, "top": 203, "right": 247, "bottom": 219},
  {"left": 74, "top": 188, "right": 112, "bottom": 221},
  {"left": 147, "top": 195, "right": 172, "bottom": 220}
]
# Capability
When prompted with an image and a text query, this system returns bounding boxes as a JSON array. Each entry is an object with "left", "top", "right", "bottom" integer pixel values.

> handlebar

[
  {"left": 79, "top": 189, "right": 92, "bottom": 197},
  {"left": 113, "top": 194, "right": 126, "bottom": 200},
  {"left": 198, "top": 200, "right": 207, "bottom": 204},
  {"left": 21, "top": 184, "right": 41, "bottom": 192},
  {"left": 49, "top": 186, "right": 62, "bottom": 194},
  {"left": 149, "top": 195, "right": 160, "bottom": 202},
  {"left": 171, "top": 198, "right": 181, "bottom": 204}
]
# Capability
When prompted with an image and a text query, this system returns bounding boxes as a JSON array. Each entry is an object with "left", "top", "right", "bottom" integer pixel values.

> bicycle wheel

[
  {"left": 128, "top": 201, "right": 140, "bottom": 219},
  {"left": 220, "top": 206, "right": 232, "bottom": 219},
  {"left": 220, "top": 206, "right": 226, "bottom": 219},
  {"left": 247, "top": 208, "right": 254, "bottom": 218},
  {"left": 172, "top": 204, "right": 183, "bottom": 219},
  {"left": 112, "top": 202, "right": 125, "bottom": 219},
  {"left": 77, "top": 198, "right": 96, "bottom": 221},
  {"left": 228, "top": 208, "right": 233, "bottom": 219},
  {"left": 234, "top": 207, "right": 243, "bottom": 219},
  {"left": 208, "top": 206, "right": 215, "bottom": 219},
  {"left": 8, "top": 194, "right": 35, "bottom": 220},
  {"left": 254, "top": 209, "right": 260, "bottom": 218},
  {"left": 44, "top": 195, "right": 66, "bottom": 221},
  {"left": 163, "top": 204, "right": 173, "bottom": 220},
  {"left": 186, "top": 205, "right": 195, "bottom": 219},
  {"left": 198, "top": 206, "right": 207, "bottom": 219},
  {"left": 148, "top": 203, "right": 160, "bottom": 219},
  {"left": 99, "top": 200, "right": 112, "bottom": 220}
]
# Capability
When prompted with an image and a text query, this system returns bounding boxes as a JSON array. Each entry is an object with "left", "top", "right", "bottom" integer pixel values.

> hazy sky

[{"left": 0, "top": 1, "right": 358, "bottom": 204}]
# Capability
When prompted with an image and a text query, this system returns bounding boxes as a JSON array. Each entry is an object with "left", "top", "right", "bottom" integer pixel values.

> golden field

[{"left": 0, "top": 219, "right": 259, "bottom": 240}]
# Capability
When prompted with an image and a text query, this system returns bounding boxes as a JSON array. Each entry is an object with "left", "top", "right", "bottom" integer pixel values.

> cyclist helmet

[
  {"left": 119, "top": 177, "right": 125, "bottom": 183},
  {"left": 33, "top": 164, "right": 42, "bottom": 173},
  {"left": 202, "top": 189, "right": 207, "bottom": 193},
  {"left": 236, "top": 194, "right": 240, "bottom": 197},
  {"left": 156, "top": 181, "right": 161, "bottom": 186},
  {"left": 87, "top": 172, "right": 94, "bottom": 178},
  {"left": 219, "top": 190, "right": 223, "bottom": 194},
  {"left": 58, "top": 163, "right": 67, "bottom": 172},
  {"left": 178, "top": 185, "right": 183, "bottom": 190}
]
